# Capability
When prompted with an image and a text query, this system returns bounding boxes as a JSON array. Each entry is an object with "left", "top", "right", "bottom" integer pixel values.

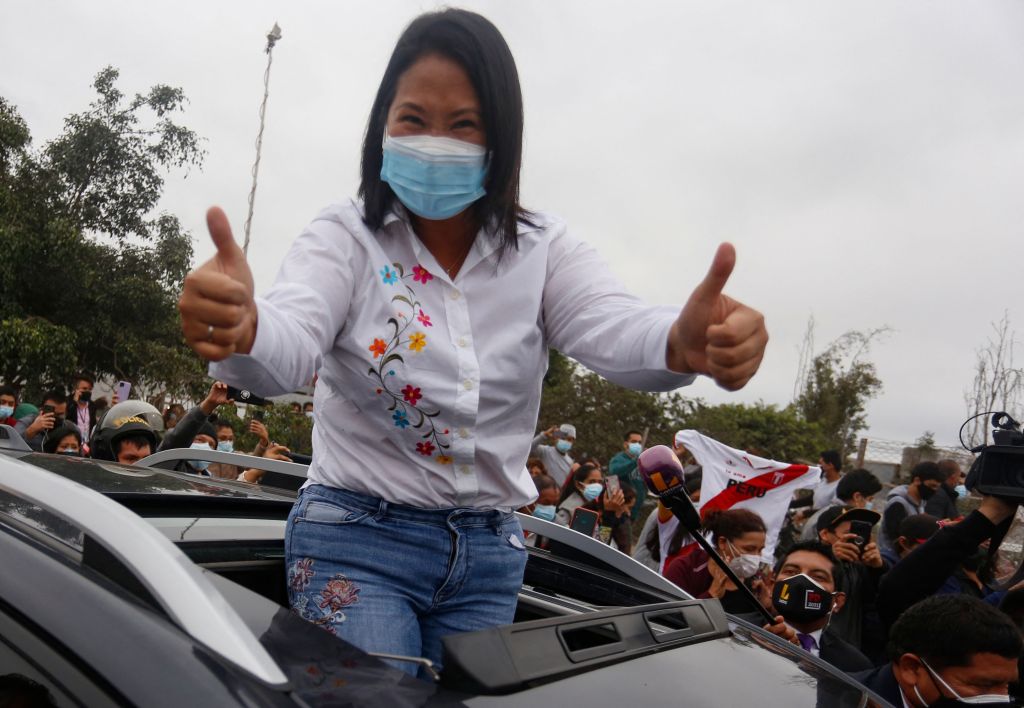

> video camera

[{"left": 965, "top": 413, "right": 1024, "bottom": 499}]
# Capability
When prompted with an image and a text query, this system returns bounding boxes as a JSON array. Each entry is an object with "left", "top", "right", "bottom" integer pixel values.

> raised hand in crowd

[
  {"left": 706, "top": 554, "right": 739, "bottom": 598},
  {"left": 751, "top": 568, "right": 775, "bottom": 609},
  {"left": 831, "top": 533, "right": 884, "bottom": 569},
  {"left": 199, "top": 381, "right": 234, "bottom": 415},
  {"left": 248, "top": 419, "right": 271, "bottom": 453},
  {"left": 603, "top": 487, "right": 627, "bottom": 516},
  {"left": 23, "top": 409, "right": 56, "bottom": 439},
  {"left": 262, "top": 443, "right": 291, "bottom": 462}
]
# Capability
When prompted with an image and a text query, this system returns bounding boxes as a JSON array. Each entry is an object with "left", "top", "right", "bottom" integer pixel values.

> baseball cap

[{"left": 816, "top": 505, "right": 881, "bottom": 534}]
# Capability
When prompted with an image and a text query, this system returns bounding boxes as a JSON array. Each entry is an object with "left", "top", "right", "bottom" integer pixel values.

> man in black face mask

[
  {"left": 854, "top": 594, "right": 1020, "bottom": 706},
  {"left": 772, "top": 541, "right": 874, "bottom": 673},
  {"left": 878, "top": 462, "right": 946, "bottom": 554},
  {"left": 771, "top": 541, "right": 873, "bottom": 673}
]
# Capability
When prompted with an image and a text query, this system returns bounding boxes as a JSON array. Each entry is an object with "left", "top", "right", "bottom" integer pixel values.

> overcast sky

[{"left": 4, "top": 1, "right": 1023, "bottom": 447}]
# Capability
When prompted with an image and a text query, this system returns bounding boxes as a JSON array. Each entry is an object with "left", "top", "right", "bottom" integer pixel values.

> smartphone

[
  {"left": 116, "top": 380, "right": 131, "bottom": 401},
  {"left": 569, "top": 508, "right": 600, "bottom": 538},
  {"left": 551, "top": 429, "right": 564, "bottom": 439},
  {"left": 42, "top": 404, "right": 55, "bottom": 415},
  {"left": 225, "top": 385, "right": 269, "bottom": 407},
  {"left": 605, "top": 475, "right": 621, "bottom": 496},
  {"left": 849, "top": 520, "right": 874, "bottom": 550},
  {"left": 252, "top": 408, "right": 266, "bottom": 422}
]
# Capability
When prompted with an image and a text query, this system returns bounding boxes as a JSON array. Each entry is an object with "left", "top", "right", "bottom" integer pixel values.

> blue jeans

[{"left": 285, "top": 485, "right": 527, "bottom": 677}]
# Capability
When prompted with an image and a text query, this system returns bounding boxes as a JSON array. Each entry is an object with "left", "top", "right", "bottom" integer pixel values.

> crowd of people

[
  {"left": 1, "top": 376, "right": 301, "bottom": 483},
  {"left": 520, "top": 421, "right": 1024, "bottom": 705},
  {"left": 6, "top": 375, "right": 1024, "bottom": 703}
]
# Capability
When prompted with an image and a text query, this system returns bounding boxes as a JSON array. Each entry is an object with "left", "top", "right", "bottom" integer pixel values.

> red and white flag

[{"left": 674, "top": 430, "right": 820, "bottom": 561}]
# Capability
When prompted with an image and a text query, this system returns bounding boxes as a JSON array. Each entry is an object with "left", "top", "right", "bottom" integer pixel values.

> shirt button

[
  {"left": 460, "top": 465, "right": 471, "bottom": 474},
  {"left": 458, "top": 428, "right": 469, "bottom": 439},
  {"left": 450, "top": 289, "right": 461, "bottom": 300},
  {"left": 463, "top": 379, "right": 473, "bottom": 390},
  {"left": 457, "top": 337, "right": 468, "bottom": 348}
]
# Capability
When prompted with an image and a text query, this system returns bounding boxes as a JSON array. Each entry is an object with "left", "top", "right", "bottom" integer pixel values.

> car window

[
  {"left": 0, "top": 610, "right": 119, "bottom": 707},
  {"left": 144, "top": 516, "right": 286, "bottom": 542},
  {"left": 0, "top": 489, "right": 84, "bottom": 553}
]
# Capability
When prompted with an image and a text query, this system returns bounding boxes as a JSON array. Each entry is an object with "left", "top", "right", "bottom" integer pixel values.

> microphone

[{"left": 638, "top": 445, "right": 776, "bottom": 625}]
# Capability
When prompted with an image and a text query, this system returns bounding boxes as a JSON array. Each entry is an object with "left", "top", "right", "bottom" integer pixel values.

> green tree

[
  {"left": 795, "top": 329, "right": 886, "bottom": 457},
  {"left": 676, "top": 400, "right": 827, "bottom": 463},
  {"left": 216, "top": 405, "right": 314, "bottom": 457},
  {"left": 0, "top": 68, "right": 204, "bottom": 401},
  {"left": 538, "top": 351, "right": 683, "bottom": 464}
]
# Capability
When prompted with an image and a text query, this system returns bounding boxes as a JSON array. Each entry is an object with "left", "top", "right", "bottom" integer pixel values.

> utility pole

[{"left": 243, "top": 22, "right": 282, "bottom": 256}]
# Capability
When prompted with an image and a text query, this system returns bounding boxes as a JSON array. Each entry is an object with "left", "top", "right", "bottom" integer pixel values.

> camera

[{"left": 965, "top": 413, "right": 1024, "bottom": 500}]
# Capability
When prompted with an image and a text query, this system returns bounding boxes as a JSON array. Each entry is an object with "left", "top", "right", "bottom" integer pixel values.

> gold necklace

[{"left": 444, "top": 239, "right": 475, "bottom": 280}]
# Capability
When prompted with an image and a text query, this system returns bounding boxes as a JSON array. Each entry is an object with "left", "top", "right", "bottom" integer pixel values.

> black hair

[
  {"left": 71, "top": 372, "right": 94, "bottom": 387},
  {"left": 43, "top": 424, "right": 81, "bottom": 454},
  {"left": 775, "top": 539, "right": 846, "bottom": 590},
  {"left": 819, "top": 450, "right": 842, "bottom": 470},
  {"left": 702, "top": 508, "right": 766, "bottom": 544},
  {"left": 0, "top": 384, "right": 18, "bottom": 402},
  {"left": 910, "top": 461, "right": 946, "bottom": 484},
  {"left": 112, "top": 432, "right": 154, "bottom": 456},
  {"left": 359, "top": 9, "right": 532, "bottom": 254},
  {"left": 533, "top": 474, "right": 559, "bottom": 494},
  {"left": 936, "top": 458, "right": 962, "bottom": 481},
  {"left": 836, "top": 469, "right": 882, "bottom": 502},
  {"left": 623, "top": 430, "right": 642, "bottom": 440},
  {"left": 558, "top": 463, "right": 601, "bottom": 506},
  {"left": 41, "top": 389, "right": 67, "bottom": 405},
  {"left": 214, "top": 420, "right": 235, "bottom": 432},
  {"left": 887, "top": 594, "right": 1022, "bottom": 668}
]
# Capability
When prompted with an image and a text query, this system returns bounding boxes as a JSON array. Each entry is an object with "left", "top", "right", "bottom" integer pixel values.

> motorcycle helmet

[{"left": 90, "top": 400, "right": 164, "bottom": 461}]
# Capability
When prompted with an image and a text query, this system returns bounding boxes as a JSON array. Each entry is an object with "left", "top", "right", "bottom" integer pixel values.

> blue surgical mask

[
  {"left": 627, "top": 442, "right": 643, "bottom": 456},
  {"left": 217, "top": 441, "right": 234, "bottom": 453},
  {"left": 532, "top": 504, "right": 557, "bottom": 522},
  {"left": 189, "top": 442, "right": 212, "bottom": 471},
  {"left": 582, "top": 483, "right": 603, "bottom": 502},
  {"left": 555, "top": 439, "right": 573, "bottom": 454},
  {"left": 380, "top": 133, "right": 487, "bottom": 220},
  {"left": 0, "top": 405, "right": 13, "bottom": 419},
  {"left": 955, "top": 484, "right": 969, "bottom": 499}
]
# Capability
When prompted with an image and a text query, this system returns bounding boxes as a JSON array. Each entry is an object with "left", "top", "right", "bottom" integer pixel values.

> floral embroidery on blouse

[
  {"left": 412, "top": 264, "right": 434, "bottom": 284},
  {"left": 367, "top": 262, "right": 450, "bottom": 463}
]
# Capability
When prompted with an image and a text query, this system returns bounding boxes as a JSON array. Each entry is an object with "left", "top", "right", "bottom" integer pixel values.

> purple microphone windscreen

[{"left": 637, "top": 445, "right": 686, "bottom": 495}]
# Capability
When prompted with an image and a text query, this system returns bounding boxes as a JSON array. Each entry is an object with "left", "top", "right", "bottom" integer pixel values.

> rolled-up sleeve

[
  {"left": 210, "top": 216, "right": 358, "bottom": 396},
  {"left": 542, "top": 222, "right": 694, "bottom": 392}
]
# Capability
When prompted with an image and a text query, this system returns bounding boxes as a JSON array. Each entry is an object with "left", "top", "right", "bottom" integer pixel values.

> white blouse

[{"left": 211, "top": 199, "right": 693, "bottom": 510}]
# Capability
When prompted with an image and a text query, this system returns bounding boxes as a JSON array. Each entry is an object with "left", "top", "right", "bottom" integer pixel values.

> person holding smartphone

[
  {"left": 813, "top": 505, "right": 885, "bottom": 652},
  {"left": 177, "top": 9, "right": 768, "bottom": 676}
]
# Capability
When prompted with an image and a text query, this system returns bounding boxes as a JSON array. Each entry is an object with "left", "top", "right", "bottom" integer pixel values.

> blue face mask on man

[
  {"left": 217, "top": 440, "right": 234, "bottom": 454},
  {"left": 380, "top": 133, "right": 487, "bottom": 221},
  {"left": 555, "top": 439, "right": 573, "bottom": 454},
  {"left": 189, "top": 441, "right": 213, "bottom": 472},
  {"left": 627, "top": 442, "right": 643, "bottom": 457},
  {"left": 0, "top": 405, "right": 13, "bottom": 419}
]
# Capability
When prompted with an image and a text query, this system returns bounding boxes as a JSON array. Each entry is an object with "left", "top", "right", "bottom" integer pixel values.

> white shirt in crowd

[
  {"left": 812, "top": 477, "right": 840, "bottom": 510},
  {"left": 212, "top": 200, "right": 692, "bottom": 509}
]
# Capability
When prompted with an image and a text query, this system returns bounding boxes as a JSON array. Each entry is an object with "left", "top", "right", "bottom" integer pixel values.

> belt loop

[{"left": 374, "top": 498, "right": 388, "bottom": 521}]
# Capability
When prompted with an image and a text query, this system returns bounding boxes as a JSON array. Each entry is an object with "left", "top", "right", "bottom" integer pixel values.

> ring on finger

[{"left": 206, "top": 324, "right": 215, "bottom": 343}]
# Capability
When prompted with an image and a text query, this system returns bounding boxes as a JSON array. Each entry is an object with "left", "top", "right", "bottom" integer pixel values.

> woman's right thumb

[{"left": 206, "top": 206, "right": 243, "bottom": 265}]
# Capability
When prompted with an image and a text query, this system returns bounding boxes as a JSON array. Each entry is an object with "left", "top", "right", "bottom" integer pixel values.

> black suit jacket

[
  {"left": 819, "top": 627, "right": 874, "bottom": 674},
  {"left": 852, "top": 663, "right": 902, "bottom": 707}
]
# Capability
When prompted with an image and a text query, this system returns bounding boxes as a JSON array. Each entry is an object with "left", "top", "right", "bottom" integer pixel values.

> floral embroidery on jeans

[
  {"left": 293, "top": 573, "right": 361, "bottom": 636},
  {"left": 288, "top": 557, "right": 315, "bottom": 593},
  {"left": 368, "top": 262, "right": 450, "bottom": 463}
]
